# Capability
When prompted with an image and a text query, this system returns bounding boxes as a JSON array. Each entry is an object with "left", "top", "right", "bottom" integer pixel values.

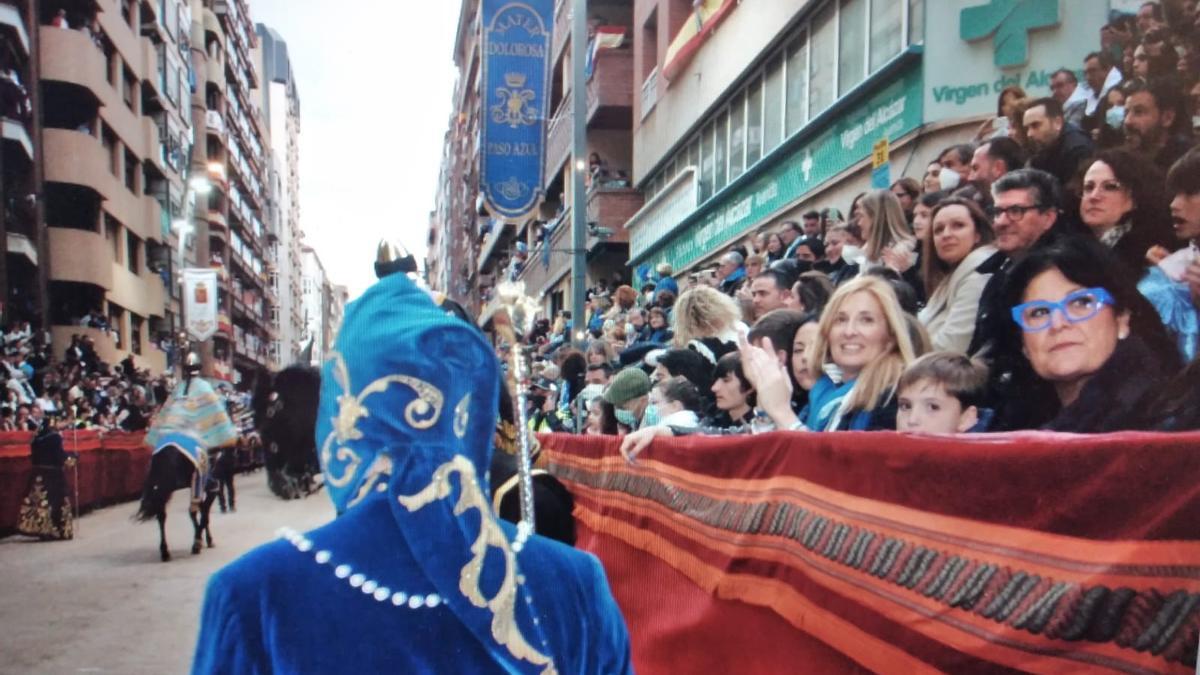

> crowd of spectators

[{"left": 514, "top": 1, "right": 1200, "bottom": 447}]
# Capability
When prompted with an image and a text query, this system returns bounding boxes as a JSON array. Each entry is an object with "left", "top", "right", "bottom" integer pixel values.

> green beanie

[{"left": 603, "top": 368, "right": 651, "bottom": 406}]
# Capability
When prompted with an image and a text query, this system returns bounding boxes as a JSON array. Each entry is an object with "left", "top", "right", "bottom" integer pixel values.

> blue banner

[{"left": 480, "top": 0, "right": 554, "bottom": 219}]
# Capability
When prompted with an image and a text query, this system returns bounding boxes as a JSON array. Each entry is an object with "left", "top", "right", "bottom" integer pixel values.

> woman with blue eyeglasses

[{"left": 1004, "top": 237, "right": 1183, "bottom": 432}]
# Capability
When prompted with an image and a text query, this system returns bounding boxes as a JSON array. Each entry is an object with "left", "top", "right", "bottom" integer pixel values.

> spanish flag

[{"left": 661, "top": 0, "right": 737, "bottom": 82}]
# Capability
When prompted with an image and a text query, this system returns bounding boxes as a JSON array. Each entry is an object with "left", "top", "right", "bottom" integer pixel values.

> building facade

[
  {"left": 0, "top": 2, "right": 42, "bottom": 335},
  {"left": 431, "top": 0, "right": 642, "bottom": 327},
  {"left": 626, "top": 0, "right": 1106, "bottom": 278},
  {"left": 299, "top": 243, "right": 325, "bottom": 366},
  {"left": 41, "top": 0, "right": 196, "bottom": 374},
  {"left": 191, "top": 0, "right": 276, "bottom": 385},
  {"left": 255, "top": 22, "right": 303, "bottom": 368}
]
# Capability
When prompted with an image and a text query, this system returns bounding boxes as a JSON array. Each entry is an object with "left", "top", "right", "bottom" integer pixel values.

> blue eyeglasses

[{"left": 1011, "top": 287, "right": 1116, "bottom": 333}]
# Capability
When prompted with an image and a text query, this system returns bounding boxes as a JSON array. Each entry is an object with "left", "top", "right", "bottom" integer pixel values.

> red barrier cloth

[
  {"left": 0, "top": 430, "right": 149, "bottom": 531},
  {"left": 542, "top": 431, "right": 1200, "bottom": 674}
]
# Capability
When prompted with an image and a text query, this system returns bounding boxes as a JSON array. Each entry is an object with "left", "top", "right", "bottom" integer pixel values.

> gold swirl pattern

[
  {"left": 348, "top": 455, "right": 394, "bottom": 507},
  {"left": 321, "top": 354, "right": 445, "bottom": 486},
  {"left": 397, "top": 455, "right": 556, "bottom": 674}
]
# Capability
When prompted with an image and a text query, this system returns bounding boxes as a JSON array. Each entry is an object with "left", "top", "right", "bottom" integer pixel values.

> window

[
  {"left": 687, "top": 138, "right": 699, "bottom": 173},
  {"left": 746, "top": 76, "right": 763, "bottom": 165},
  {"left": 869, "top": 0, "right": 903, "bottom": 72},
  {"left": 809, "top": 3, "right": 836, "bottom": 116},
  {"left": 122, "top": 66, "right": 137, "bottom": 110},
  {"left": 109, "top": 304, "right": 125, "bottom": 349},
  {"left": 131, "top": 313, "right": 143, "bottom": 355},
  {"left": 785, "top": 35, "right": 808, "bottom": 136},
  {"left": 908, "top": 0, "right": 924, "bottom": 45},
  {"left": 104, "top": 215, "right": 121, "bottom": 261},
  {"left": 713, "top": 111, "right": 728, "bottom": 194},
  {"left": 101, "top": 125, "right": 118, "bottom": 176},
  {"left": 763, "top": 56, "right": 783, "bottom": 154},
  {"left": 126, "top": 230, "right": 140, "bottom": 273},
  {"left": 699, "top": 123, "right": 714, "bottom": 202},
  {"left": 728, "top": 93, "right": 745, "bottom": 181},
  {"left": 838, "top": 0, "right": 867, "bottom": 97},
  {"left": 124, "top": 149, "right": 138, "bottom": 193},
  {"left": 641, "top": 9, "right": 659, "bottom": 80}
]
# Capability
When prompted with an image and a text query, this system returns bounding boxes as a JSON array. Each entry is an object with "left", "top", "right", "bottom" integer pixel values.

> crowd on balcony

[
  {"left": 46, "top": 7, "right": 104, "bottom": 51},
  {"left": 514, "top": 1, "right": 1200, "bottom": 444}
]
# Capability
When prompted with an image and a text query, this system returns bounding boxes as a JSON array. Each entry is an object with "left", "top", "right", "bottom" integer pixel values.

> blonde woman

[
  {"left": 744, "top": 276, "right": 919, "bottom": 432},
  {"left": 670, "top": 285, "right": 748, "bottom": 353},
  {"left": 856, "top": 189, "right": 919, "bottom": 285}
]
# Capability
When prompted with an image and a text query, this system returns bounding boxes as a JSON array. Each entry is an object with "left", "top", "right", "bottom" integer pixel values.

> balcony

[
  {"left": 50, "top": 325, "right": 167, "bottom": 375},
  {"left": 544, "top": 98, "right": 570, "bottom": 187},
  {"left": 586, "top": 48, "right": 633, "bottom": 126},
  {"left": 0, "top": 4, "right": 30, "bottom": 58},
  {"left": 109, "top": 263, "right": 166, "bottom": 320},
  {"left": 43, "top": 128, "right": 108, "bottom": 199},
  {"left": 39, "top": 26, "right": 107, "bottom": 104},
  {"left": 586, "top": 187, "right": 643, "bottom": 250},
  {"left": 1, "top": 117, "right": 32, "bottom": 162},
  {"left": 476, "top": 219, "right": 516, "bottom": 275},
  {"left": 48, "top": 227, "right": 113, "bottom": 290},
  {"left": 517, "top": 214, "right": 571, "bottom": 297},
  {"left": 640, "top": 68, "right": 658, "bottom": 120},
  {"left": 552, "top": 0, "right": 569, "bottom": 60}
]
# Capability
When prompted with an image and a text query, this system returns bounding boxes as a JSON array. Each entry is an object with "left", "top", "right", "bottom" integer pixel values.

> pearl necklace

[{"left": 275, "top": 522, "right": 534, "bottom": 610}]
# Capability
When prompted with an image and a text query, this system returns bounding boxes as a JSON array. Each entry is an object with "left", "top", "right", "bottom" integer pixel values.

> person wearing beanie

[{"left": 603, "top": 367, "right": 652, "bottom": 430}]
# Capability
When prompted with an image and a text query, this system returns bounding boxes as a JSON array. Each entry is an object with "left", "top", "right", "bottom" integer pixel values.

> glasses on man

[
  {"left": 988, "top": 204, "right": 1047, "bottom": 221},
  {"left": 1010, "top": 287, "right": 1116, "bottom": 333}
]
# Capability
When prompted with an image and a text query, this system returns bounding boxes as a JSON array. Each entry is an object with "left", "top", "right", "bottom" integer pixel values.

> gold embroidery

[
  {"left": 321, "top": 353, "right": 445, "bottom": 485},
  {"left": 454, "top": 394, "right": 471, "bottom": 439},
  {"left": 398, "top": 455, "right": 556, "bottom": 674},
  {"left": 17, "top": 475, "right": 72, "bottom": 539},
  {"left": 348, "top": 454, "right": 394, "bottom": 507}
]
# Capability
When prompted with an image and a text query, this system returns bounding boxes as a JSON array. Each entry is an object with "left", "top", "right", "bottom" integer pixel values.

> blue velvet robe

[{"left": 192, "top": 490, "right": 632, "bottom": 674}]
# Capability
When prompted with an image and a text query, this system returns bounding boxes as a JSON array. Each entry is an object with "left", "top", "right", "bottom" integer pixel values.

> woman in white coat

[{"left": 918, "top": 197, "right": 1003, "bottom": 353}]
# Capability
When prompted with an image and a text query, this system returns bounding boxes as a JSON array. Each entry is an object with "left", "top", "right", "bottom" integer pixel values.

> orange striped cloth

[{"left": 542, "top": 431, "right": 1200, "bottom": 674}]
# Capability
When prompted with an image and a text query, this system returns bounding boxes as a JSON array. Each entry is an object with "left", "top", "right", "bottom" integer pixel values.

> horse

[
  {"left": 134, "top": 443, "right": 223, "bottom": 562},
  {"left": 252, "top": 364, "right": 322, "bottom": 500}
]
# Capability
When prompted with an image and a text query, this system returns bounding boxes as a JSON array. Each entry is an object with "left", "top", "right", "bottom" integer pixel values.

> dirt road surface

[{"left": 0, "top": 471, "right": 334, "bottom": 674}]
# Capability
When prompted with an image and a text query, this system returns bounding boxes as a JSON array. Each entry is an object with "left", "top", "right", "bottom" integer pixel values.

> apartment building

[
  {"left": 255, "top": 22, "right": 303, "bottom": 369},
  {"left": 41, "top": 0, "right": 196, "bottom": 374},
  {"left": 299, "top": 243, "right": 325, "bottom": 366},
  {"left": 0, "top": 2, "right": 42, "bottom": 333},
  {"left": 192, "top": 0, "right": 275, "bottom": 384},
  {"left": 432, "top": 0, "right": 642, "bottom": 325}
]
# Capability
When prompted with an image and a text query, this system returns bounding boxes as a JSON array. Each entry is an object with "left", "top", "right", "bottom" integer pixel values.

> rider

[{"left": 192, "top": 260, "right": 631, "bottom": 673}]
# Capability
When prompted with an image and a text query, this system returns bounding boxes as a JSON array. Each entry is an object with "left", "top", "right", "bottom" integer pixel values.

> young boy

[{"left": 896, "top": 352, "right": 989, "bottom": 434}]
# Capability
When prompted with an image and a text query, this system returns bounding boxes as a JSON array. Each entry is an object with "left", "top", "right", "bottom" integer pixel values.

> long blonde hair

[
  {"left": 809, "top": 277, "right": 917, "bottom": 412},
  {"left": 860, "top": 189, "right": 915, "bottom": 261},
  {"left": 671, "top": 286, "right": 743, "bottom": 347}
]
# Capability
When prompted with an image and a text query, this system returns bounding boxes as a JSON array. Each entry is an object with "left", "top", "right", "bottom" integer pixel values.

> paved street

[{"left": 0, "top": 472, "right": 334, "bottom": 674}]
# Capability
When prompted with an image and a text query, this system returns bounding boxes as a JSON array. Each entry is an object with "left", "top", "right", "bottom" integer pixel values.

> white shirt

[{"left": 1082, "top": 67, "right": 1123, "bottom": 115}]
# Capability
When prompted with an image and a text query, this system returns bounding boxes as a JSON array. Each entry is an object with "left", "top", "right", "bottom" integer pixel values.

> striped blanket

[
  {"left": 146, "top": 377, "right": 238, "bottom": 469},
  {"left": 543, "top": 431, "right": 1200, "bottom": 674}
]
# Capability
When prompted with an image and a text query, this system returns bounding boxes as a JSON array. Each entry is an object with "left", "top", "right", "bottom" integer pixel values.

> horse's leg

[
  {"left": 203, "top": 491, "right": 216, "bottom": 548},
  {"left": 157, "top": 510, "right": 170, "bottom": 562},
  {"left": 189, "top": 498, "right": 202, "bottom": 555}
]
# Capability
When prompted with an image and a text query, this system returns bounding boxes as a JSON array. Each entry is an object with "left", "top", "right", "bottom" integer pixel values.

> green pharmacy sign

[{"left": 960, "top": 0, "right": 1060, "bottom": 68}]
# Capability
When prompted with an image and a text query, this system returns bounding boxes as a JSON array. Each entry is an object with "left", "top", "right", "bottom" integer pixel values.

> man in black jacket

[{"left": 1023, "top": 97, "right": 1095, "bottom": 191}]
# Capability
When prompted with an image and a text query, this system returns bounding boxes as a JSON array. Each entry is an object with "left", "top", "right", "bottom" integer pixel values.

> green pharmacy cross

[{"left": 960, "top": 0, "right": 1059, "bottom": 68}]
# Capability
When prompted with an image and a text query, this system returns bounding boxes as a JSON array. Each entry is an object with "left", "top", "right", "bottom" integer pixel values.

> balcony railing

[{"left": 640, "top": 68, "right": 659, "bottom": 120}]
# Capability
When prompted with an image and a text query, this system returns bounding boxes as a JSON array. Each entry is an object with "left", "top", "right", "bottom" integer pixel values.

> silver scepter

[{"left": 495, "top": 281, "right": 540, "bottom": 534}]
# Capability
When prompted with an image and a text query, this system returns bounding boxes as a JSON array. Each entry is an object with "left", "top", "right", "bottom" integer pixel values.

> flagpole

[{"left": 569, "top": 0, "right": 588, "bottom": 347}]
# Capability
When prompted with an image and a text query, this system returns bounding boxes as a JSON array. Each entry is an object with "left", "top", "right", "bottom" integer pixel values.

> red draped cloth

[
  {"left": 541, "top": 431, "right": 1200, "bottom": 674},
  {"left": 0, "top": 430, "right": 149, "bottom": 532}
]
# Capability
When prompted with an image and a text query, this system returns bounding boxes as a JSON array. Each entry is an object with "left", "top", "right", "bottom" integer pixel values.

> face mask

[
  {"left": 841, "top": 244, "right": 867, "bottom": 267},
  {"left": 614, "top": 408, "right": 638, "bottom": 428},
  {"left": 938, "top": 167, "right": 961, "bottom": 191},
  {"left": 641, "top": 404, "right": 660, "bottom": 428},
  {"left": 1106, "top": 106, "right": 1125, "bottom": 129}
]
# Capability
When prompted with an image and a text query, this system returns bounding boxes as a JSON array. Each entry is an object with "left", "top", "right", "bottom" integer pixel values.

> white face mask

[
  {"left": 1106, "top": 106, "right": 1126, "bottom": 129},
  {"left": 938, "top": 167, "right": 961, "bottom": 191}
]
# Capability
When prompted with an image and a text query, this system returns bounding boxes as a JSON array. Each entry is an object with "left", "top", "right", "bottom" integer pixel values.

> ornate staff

[{"left": 493, "top": 281, "right": 540, "bottom": 533}]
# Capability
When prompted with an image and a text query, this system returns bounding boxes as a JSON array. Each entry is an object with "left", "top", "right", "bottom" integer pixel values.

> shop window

[
  {"left": 763, "top": 56, "right": 783, "bottom": 154},
  {"left": 746, "top": 76, "right": 763, "bottom": 166},
  {"left": 729, "top": 93, "right": 745, "bottom": 181},
  {"left": 838, "top": 0, "right": 867, "bottom": 97},
  {"left": 785, "top": 34, "right": 808, "bottom": 136},
  {"left": 809, "top": 3, "right": 836, "bottom": 116},
  {"left": 870, "top": 0, "right": 903, "bottom": 71}
]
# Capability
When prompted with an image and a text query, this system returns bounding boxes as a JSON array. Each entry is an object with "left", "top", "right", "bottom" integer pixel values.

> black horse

[
  {"left": 134, "top": 445, "right": 222, "bottom": 562},
  {"left": 252, "top": 364, "right": 322, "bottom": 500}
]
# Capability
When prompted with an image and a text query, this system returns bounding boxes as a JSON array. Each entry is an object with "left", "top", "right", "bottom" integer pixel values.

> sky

[{"left": 249, "top": 1, "right": 463, "bottom": 300}]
